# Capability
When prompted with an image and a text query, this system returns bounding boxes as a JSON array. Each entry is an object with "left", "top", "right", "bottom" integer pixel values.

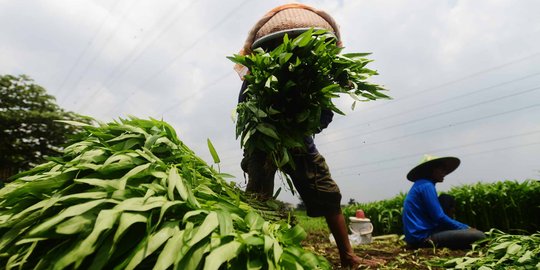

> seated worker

[{"left": 402, "top": 155, "right": 486, "bottom": 250}]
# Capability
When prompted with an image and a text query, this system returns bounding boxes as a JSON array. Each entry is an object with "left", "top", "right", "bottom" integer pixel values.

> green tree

[{"left": 0, "top": 74, "right": 90, "bottom": 181}]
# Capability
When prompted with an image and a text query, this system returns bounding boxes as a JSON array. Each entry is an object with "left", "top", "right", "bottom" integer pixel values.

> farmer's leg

[
  {"left": 284, "top": 151, "right": 362, "bottom": 268},
  {"left": 242, "top": 150, "right": 276, "bottom": 199},
  {"left": 430, "top": 229, "right": 486, "bottom": 250}
]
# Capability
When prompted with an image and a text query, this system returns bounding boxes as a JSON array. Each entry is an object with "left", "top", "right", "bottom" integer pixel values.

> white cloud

[{"left": 1, "top": 0, "right": 540, "bottom": 205}]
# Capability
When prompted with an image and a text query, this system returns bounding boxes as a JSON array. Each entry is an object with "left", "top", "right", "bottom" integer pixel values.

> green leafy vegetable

[
  {"left": 0, "top": 117, "right": 330, "bottom": 269},
  {"left": 229, "top": 29, "right": 390, "bottom": 169}
]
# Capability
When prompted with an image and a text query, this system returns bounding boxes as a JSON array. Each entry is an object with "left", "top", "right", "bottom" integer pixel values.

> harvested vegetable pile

[
  {"left": 229, "top": 29, "right": 389, "bottom": 168},
  {"left": 0, "top": 117, "right": 330, "bottom": 269},
  {"left": 429, "top": 229, "right": 540, "bottom": 269}
]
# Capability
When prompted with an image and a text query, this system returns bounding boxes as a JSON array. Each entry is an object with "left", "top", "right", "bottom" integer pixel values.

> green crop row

[
  {"left": 451, "top": 180, "right": 540, "bottom": 233},
  {"left": 343, "top": 180, "right": 540, "bottom": 236}
]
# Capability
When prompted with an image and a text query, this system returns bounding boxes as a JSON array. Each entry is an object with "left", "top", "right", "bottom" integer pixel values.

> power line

[
  {"left": 67, "top": 0, "right": 143, "bottom": 109},
  {"left": 86, "top": 0, "right": 249, "bottom": 117},
  {"left": 76, "top": 0, "right": 198, "bottom": 113},
  {"left": 340, "top": 141, "right": 540, "bottom": 178},
  {"left": 217, "top": 103, "right": 540, "bottom": 167},
  {"left": 360, "top": 51, "right": 540, "bottom": 113},
  {"left": 332, "top": 128, "right": 540, "bottom": 172},
  {"left": 102, "top": 70, "right": 232, "bottom": 118},
  {"left": 157, "top": 71, "right": 233, "bottom": 116},
  {"left": 55, "top": 0, "right": 122, "bottom": 101},
  {"left": 334, "top": 140, "right": 540, "bottom": 178},
  {"left": 134, "top": 0, "right": 250, "bottom": 89},
  {"left": 327, "top": 71, "right": 540, "bottom": 136},
  {"left": 319, "top": 86, "right": 540, "bottom": 146}
]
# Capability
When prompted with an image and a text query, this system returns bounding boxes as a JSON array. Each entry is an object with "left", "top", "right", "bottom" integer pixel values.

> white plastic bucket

[{"left": 349, "top": 217, "right": 373, "bottom": 244}]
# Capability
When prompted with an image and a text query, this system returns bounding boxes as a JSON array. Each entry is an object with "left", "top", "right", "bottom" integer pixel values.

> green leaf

[
  {"left": 203, "top": 240, "right": 244, "bottom": 270},
  {"left": 55, "top": 213, "right": 95, "bottom": 235},
  {"left": 118, "top": 163, "right": 151, "bottom": 190},
  {"left": 168, "top": 166, "right": 189, "bottom": 201},
  {"left": 153, "top": 230, "right": 185, "bottom": 270},
  {"left": 54, "top": 209, "right": 122, "bottom": 269},
  {"left": 123, "top": 222, "right": 179, "bottom": 270},
  {"left": 280, "top": 225, "right": 307, "bottom": 245},
  {"left": 216, "top": 210, "right": 234, "bottom": 236},
  {"left": 28, "top": 199, "right": 111, "bottom": 237},
  {"left": 113, "top": 212, "right": 147, "bottom": 244},
  {"left": 256, "top": 123, "right": 279, "bottom": 140},
  {"left": 293, "top": 29, "right": 313, "bottom": 48},
  {"left": 187, "top": 211, "right": 219, "bottom": 247},
  {"left": 176, "top": 238, "right": 211, "bottom": 270},
  {"left": 207, "top": 138, "right": 221, "bottom": 164},
  {"left": 113, "top": 196, "right": 167, "bottom": 212},
  {"left": 245, "top": 212, "right": 265, "bottom": 231}
]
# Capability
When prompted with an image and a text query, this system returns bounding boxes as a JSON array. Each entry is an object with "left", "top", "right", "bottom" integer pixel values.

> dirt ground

[{"left": 302, "top": 230, "right": 468, "bottom": 269}]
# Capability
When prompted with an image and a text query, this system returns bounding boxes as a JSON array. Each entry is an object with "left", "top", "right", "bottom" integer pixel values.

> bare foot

[
  {"left": 340, "top": 253, "right": 362, "bottom": 269},
  {"left": 342, "top": 256, "right": 385, "bottom": 269}
]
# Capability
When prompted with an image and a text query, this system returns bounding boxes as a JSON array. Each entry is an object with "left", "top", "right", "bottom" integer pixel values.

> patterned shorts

[{"left": 242, "top": 149, "right": 342, "bottom": 217}]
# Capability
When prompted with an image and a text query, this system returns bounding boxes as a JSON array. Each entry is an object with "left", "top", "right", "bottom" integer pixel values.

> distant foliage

[
  {"left": 0, "top": 74, "right": 90, "bottom": 180},
  {"left": 450, "top": 180, "right": 540, "bottom": 233},
  {"left": 343, "top": 180, "right": 540, "bottom": 236}
]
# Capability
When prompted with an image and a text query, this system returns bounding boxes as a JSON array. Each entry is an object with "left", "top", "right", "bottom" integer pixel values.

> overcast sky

[{"left": 2, "top": 0, "right": 539, "bottom": 205}]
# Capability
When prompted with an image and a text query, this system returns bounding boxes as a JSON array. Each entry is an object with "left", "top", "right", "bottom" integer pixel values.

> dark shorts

[
  {"left": 241, "top": 149, "right": 342, "bottom": 217},
  {"left": 408, "top": 229, "right": 486, "bottom": 250}
]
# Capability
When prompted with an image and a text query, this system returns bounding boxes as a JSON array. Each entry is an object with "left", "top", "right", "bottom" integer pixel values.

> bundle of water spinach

[
  {"left": 229, "top": 29, "right": 390, "bottom": 169},
  {"left": 0, "top": 117, "right": 330, "bottom": 270}
]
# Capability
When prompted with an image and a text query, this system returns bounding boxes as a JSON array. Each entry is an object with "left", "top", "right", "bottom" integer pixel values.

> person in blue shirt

[{"left": 402, "top": 155, "right": 486, "bottom": 249}]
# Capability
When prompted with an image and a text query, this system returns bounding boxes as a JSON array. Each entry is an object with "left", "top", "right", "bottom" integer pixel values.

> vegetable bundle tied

[
  {"left": 229, "top": 29, "right": 390, "bottom": 168},
  {"left": 0, "top": 117, "right": 331, "bottom": 270}
]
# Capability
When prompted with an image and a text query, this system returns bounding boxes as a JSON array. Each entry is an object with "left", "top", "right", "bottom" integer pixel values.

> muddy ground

[{"left": 302, "top": 230, "right": 468, "bottom": 269}]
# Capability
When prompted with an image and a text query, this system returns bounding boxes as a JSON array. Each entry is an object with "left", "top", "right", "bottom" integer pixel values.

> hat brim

[
  {"left": 406, "top": 157, "right": 460, "bottom": 182},
  {"left": 251, "top": 27, "right": 336, "bottom": 49}
]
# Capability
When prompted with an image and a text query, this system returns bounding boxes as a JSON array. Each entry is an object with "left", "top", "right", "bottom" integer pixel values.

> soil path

[{"left": 303, "top": 231, "right": 467, "bottom": 269}]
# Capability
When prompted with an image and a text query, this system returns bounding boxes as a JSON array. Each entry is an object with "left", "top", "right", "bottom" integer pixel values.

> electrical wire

[
  {"left": 319, "top": 86, "right": 540, "bottom": 146},
  {"left": 55, "top": 0, "right": 122, "bottom": 102},
  {"left": 78, "top": 0, "right": 198, "bottom": 113},
  {"left": 63, "top": 0, "right": 143, "bottom": 106}
]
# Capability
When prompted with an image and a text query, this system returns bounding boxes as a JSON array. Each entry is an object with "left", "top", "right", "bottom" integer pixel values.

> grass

[{"left": 293, "top": 210, "right": 329, "bottom": 234}]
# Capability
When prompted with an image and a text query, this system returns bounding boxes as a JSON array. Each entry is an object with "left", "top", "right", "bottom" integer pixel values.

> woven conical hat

[
  {"left": 234, "top": 3, "right": 341, "bottom": 78},
  {"left": 406, "top": 155, "right": 460, "bottom": 182},
  {"left": 253, "top": 8, "right": 335, "bottom": 47}
]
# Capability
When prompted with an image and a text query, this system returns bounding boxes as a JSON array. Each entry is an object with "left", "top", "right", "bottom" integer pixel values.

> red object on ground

[{"left": 355, "top": 210, "right": 365, "bottom": 218}]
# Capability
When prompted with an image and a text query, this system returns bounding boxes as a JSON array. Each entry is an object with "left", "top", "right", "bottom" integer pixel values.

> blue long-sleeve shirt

[{"left": 402, "top": 179, "right": 469, "bottom": 244}]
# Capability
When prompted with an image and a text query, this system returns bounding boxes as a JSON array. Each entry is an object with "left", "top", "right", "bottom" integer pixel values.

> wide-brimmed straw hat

[
  {"left": 234, "top": 3, "right": 341, "bottom": 78},
  {"left": 407, "top": 155, "right": 460, "bottom": 182}
]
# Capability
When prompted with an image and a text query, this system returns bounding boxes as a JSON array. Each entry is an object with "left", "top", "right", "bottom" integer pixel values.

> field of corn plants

[{"left": 343, "top": 180, "right": 540, "bottom": 236}]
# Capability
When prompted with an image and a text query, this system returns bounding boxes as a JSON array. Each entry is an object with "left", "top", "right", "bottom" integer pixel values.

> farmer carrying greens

[
  {"left": 232, "top": 3, "right": 379, "bottom": 269},
  {"left": 402, "top": 155, "right": 486, "bottom": 250}
]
